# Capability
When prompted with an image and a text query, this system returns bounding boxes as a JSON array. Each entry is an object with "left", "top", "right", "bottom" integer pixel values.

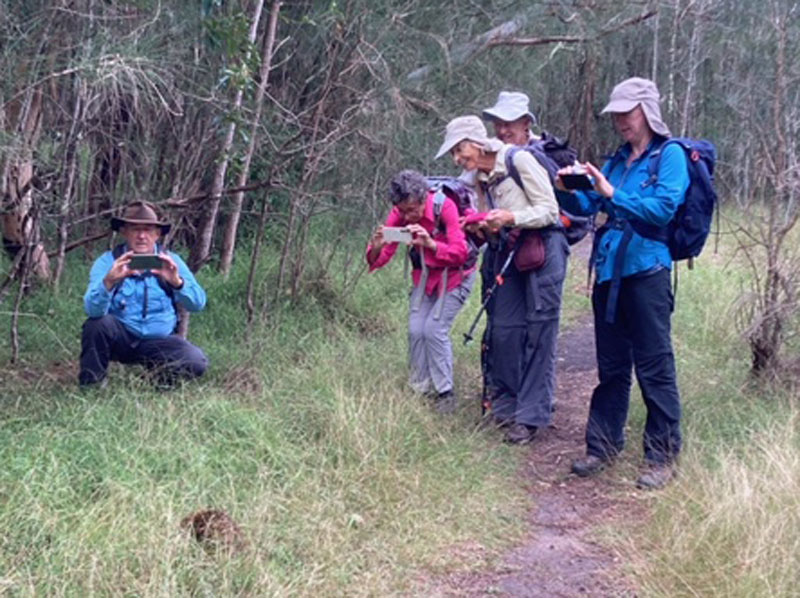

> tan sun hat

[
  {"left": 601, "top": 77, "right": 671, "bottom": 137},
  {"left": 482, "top": 91, "right": 537, "bottom": 125},
  {"left": 434, "top": 115, "right": 499, "bottom": 159},
  {"left": 110, "top": 201, "right": 171, "bottom": 234}
]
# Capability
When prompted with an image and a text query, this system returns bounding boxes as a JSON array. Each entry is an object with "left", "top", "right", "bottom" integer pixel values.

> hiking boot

[
  {"left": 636, "top": 462, "right": 675, "bottom": 490},
  {"left": 434, "top": 391, "right": 457, "bottom": 414},
  {"left": 571, "top": 455, "right": 610, "bottom": 477},
  {"left": 503, "top": 423, "right": 537, "bottom": 444}
]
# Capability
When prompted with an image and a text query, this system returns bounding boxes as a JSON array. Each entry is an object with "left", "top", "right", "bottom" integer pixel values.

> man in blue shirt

[{"left": 79, "top": 201, "right": 208, "bottom": 388}]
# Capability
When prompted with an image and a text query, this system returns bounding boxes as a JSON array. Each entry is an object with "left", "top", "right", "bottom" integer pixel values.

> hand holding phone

[
  {"left": 128, "top": 254, "right": 165, "bottom": 270},
  {"left": 560, "top": 173, "right": 594, "bottom": 190},
  {"left": 382, "top": 227, "right": 413, "bottom": 244}
]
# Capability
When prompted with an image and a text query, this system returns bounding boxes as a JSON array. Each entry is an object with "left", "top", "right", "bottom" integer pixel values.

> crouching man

[{"left": 79, "top": 201, "right": 208, "bottom": 388}]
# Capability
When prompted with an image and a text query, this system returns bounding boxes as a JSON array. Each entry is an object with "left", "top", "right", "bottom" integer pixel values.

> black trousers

[
  {"left": 586, "top": 268, "right": 681, "bottom": 464},
  {"left": 79, "top": 315, "right": 208, "bottom": 386}
]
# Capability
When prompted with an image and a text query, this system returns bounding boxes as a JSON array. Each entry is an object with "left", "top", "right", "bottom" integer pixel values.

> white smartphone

[{"left": 382, "top": 226, "right": 413, "bottom": 244}]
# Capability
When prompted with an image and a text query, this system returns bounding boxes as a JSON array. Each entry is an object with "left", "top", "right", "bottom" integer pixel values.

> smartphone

[
  {"left": 560, "top": 173, "right": 594, "bottom": 190},
  {"left": 128, "top": 254, "right": 165, "bottom": 270},
  {"left": 382, "top": 227, "right": 413, "bottom": 244}
]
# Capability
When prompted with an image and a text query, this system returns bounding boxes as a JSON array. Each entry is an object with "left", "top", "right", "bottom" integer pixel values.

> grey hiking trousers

[
  {"left": 484, "top": 230, "right": 569, "bottom": 427},
  {"left": 407, "top": 270, "right": 476, "bottom": 395}
]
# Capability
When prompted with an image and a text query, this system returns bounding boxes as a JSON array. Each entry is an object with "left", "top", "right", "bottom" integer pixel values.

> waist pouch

[{"left": 508, "top": 228, "right": 545, "bottom": 272}]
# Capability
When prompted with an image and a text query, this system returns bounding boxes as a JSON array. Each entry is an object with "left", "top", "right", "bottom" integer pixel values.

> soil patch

[{"left": 1, "top": 358, "right": 77, "bottom": 390}]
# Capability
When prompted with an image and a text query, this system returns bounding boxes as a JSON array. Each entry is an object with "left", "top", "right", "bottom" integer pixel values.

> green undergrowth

[{"left": 0, "top": 246, "right": 529, "bottom": 597}]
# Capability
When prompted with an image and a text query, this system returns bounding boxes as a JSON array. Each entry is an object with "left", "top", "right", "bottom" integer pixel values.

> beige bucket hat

[
  {"left": 601, "top": 77, "right": 671, "bottom": 137},
  {"left": 482, "top": 91, "right": 537, "bottom": 125},
  {"left": 434, "top": 115, "right": 500, "bottom": 159}
]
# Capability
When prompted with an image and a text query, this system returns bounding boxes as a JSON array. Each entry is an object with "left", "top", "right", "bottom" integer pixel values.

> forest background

[{"left": 1, "top": 1, "right": 799, "bottom": 597}]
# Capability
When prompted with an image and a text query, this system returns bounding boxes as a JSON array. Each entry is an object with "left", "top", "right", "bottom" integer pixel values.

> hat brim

[
  {"left": 434, "top": 136, "right": 465, "bottom": 160},
  {"left": 481, "top": 108, "right": 536, "bottom": 124},
  {"left": 601, "top": 99, "right": 640, "bottom": 114},
  {"left": 434, "top": 135, "right": 494, "bottom": 160},
  {"left": 111, "top": 217, "right": 171, "bottom": 235}
]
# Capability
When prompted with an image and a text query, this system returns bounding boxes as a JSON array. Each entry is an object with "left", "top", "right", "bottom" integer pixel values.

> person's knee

[
  {"left": 82, "top": 315, "right": 118, "bottom": 340},
  {"left": 408, "top": 318, "right": 426, "bottom": 342},
  {"left": 182, "top": 345, "right": 208, "bottom": 378}
]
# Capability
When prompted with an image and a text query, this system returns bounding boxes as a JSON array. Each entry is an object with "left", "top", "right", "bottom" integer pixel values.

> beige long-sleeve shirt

[{"left": 478, "top": 144, "right": 559, "bottom": 229}]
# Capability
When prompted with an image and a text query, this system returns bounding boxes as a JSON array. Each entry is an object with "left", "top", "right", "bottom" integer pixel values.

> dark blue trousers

[
  {"left": 79, "top": 315, "right": 208, "bottom": 386},
  {"left": 586, "top": 268, "right": 681, "bottom": 464},
  {"left": 482, "top": 230, "right": 568, "bottom": 428}
]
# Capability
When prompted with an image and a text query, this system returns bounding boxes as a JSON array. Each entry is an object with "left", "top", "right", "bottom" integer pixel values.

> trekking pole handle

[{"left": 463, "top": 248, "right": 516, "bottom": 345}]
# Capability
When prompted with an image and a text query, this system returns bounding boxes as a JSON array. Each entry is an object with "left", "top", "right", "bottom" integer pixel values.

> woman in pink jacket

[{"left": 367, "top": 169, "right": 476, "bottom": 413}]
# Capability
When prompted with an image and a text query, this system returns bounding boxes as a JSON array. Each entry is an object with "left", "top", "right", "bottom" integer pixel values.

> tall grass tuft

[
  {"left": 627, "top": 411, "right": 800, "bottom": 598},
  {"left": 617, "top": 229, "right": 800, "bottom": 597}
]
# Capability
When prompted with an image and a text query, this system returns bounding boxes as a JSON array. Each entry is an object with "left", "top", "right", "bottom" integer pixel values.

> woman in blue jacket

[{"left": 556, "top": 78, "right": 689, "bottom": 489}]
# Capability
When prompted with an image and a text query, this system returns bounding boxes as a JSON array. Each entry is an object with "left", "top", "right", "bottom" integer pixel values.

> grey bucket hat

[
  {"left": 434, "top": 115, "right": 494, "bottom": 159},
  {"left": 482, "top": 91, "right": 537, "bottom": 125},
  {"left": 601, "top": 77, "right": 671, "bottom": 137}
]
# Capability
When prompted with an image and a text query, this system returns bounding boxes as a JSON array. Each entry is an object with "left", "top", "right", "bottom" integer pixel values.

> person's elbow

[
  {"left": 182, "top": 288, "right": 208, "bottom": 312},
  {"left": 84, "top": 295, "right": 106, "bottom": 318}
]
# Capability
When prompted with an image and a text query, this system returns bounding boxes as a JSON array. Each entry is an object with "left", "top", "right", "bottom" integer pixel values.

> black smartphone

[
  {"left": 560, "top": 173, "right": 593, "bottom": 190},
  {"left": 128, "top": 254, "right": 164, "bottom": 270}
]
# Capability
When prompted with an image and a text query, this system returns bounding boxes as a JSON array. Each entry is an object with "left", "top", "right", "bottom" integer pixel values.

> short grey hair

[{"left": 388, "top": 169, "right": 428, "bottom": 205}]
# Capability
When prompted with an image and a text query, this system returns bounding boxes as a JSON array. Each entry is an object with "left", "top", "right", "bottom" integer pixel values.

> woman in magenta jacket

[{"left": 367, "top": 169, "right": 476, "bottom": 413}]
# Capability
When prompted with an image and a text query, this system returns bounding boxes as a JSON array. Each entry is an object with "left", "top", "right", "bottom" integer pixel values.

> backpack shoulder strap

[
  {"left": 646, "top": 137, "right": 675, "bottom": 179},
  {"left": 153, "top": 244, "right": 176, "bottom": 300},
  {"left": 108, "top": 244, "right": 127, "bottom": 302},
  {"left": 154, "top": 244, "right": 180, "bottom": 332},
  {"left": 504, "top": 147, "right": 524, "bottom": 190},
  {"left": 431, "top": 189, "right": 446, "bottom": 232}
]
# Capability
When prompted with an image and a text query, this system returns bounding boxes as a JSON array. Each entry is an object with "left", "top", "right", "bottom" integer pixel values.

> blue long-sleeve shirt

[
  {"left": 560, "top": 138, "right": 689, "bottom": 283},
  {"left": 84, "top": 246, "right": 206, "bottom": 338}
]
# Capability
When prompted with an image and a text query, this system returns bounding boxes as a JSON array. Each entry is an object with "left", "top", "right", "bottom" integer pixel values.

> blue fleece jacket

[{"left": 560, "top": 137, "right": 689, "bottom": 283}]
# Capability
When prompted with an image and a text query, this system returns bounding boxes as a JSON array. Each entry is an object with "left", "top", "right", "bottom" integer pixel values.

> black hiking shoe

[
  {"left": 571, "top": 455, "right": 611, "bottom": 477},
  {"left": 434, "top": 391, "right": 457, "bottom": 414},
  {"left": 636, "top": 462, "right": 675, "bottom": 490},
  {"left": 503, "top": 423, "right": 537, "bottom": 444}
]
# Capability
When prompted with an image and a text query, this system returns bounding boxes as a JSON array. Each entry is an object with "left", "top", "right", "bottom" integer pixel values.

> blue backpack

[
  {"left": 600, "top": 137, "right": 717, "bottom": 324},
  {"left": 625, "top": 137, "right": 718, "bottom": 261}
]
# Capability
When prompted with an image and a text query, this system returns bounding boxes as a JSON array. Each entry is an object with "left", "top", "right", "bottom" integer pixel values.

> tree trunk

[
  {"left": 680, "top": 0, "right": 706, "bottom": 136},
  {"left": 219, "top": 0, "right": 282, "bottom": 278},
  {"left": 246, "top": 187, "right": 272, "bottom": 325},
  {"left": 53, "top": 76, "right": 87, "bottom": 291},
  {"left": 188, "top": 0, "right": 266, "bottom": 273},
  {"left": 1, "top": 87, "right": 50, "bottom": 283},
  {"left": 666, "top": 0, "right": 683, "bottom": 116}
]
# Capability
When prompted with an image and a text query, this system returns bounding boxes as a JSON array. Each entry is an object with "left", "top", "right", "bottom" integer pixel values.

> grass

[
  {"left": 611, "top": 234, "right": 800, "bottom": 597},
  {"left": 4, "top": 221, "right": 800, "bottom": 596},
  {"left": 0, "top": 245, "right": 530, "bottom": 597}
]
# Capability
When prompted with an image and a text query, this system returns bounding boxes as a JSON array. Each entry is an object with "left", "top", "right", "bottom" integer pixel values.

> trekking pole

[{"left": 463, "top": 248, "right": 516, "bottom": 345}]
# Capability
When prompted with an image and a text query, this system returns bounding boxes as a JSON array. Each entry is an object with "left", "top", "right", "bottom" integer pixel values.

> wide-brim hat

[
  {"left": 434, "top": 115, "right": 499, "bottom": 159},
  {"left": 481, "top": 91, "right": 537, "bottom": 125},
  {"left": 110, "top": 201, "right": 171, "bottom": 234},
  {"left": 601, "top": 77, "right": 671, "bottom": 137}
]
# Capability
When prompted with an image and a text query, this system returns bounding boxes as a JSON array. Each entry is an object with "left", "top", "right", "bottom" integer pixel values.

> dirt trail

[{"left": 425, "top": 237, "right": 649, "bottom": 597}]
